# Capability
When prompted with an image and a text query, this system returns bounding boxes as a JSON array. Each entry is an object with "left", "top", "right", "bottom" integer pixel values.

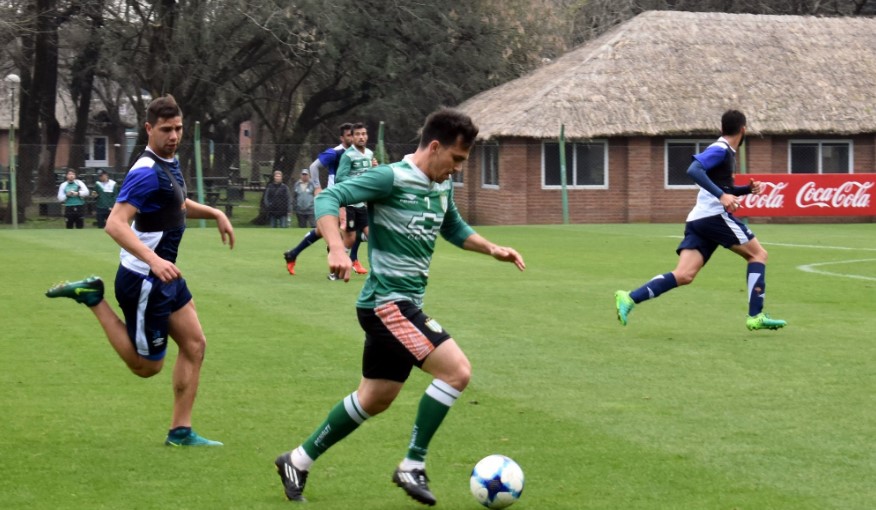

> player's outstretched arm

[
  {"left": 184, "top": 199, "right": 235, "bottom": 249},
  {"left": 462, "top": 233, "right": 526, "bottom": 271}
]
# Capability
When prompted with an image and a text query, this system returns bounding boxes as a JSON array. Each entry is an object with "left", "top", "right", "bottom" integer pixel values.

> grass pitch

[{"left": 1, "top": 223, "right": 874, "bottom": 509}]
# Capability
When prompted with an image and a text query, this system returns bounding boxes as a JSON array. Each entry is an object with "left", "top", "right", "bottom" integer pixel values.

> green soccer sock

[
  {"left": 406, "top": 379, "right": 460, "bottom": 462},
  {"left": 301, "top": 392, "right": 370, "bottom": 460}
]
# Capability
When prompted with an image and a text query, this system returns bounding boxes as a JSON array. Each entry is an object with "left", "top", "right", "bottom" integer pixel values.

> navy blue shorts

[
  {"left": 357, "top": 301, "right": 452, "bottom": 383},
  {"left": 345, "top": 206, "right": 368, "bottom": 233},
  {"left": 114, "top": 265, "right": 192, "bottom": 360},
  {"left": 676, "top": 213, "right": 755, "bottom": 264}
]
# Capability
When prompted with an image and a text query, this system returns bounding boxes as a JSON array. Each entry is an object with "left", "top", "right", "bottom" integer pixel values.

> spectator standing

[
  {"left": 92, "top": 170, "right": 118, "bottom": 228},
  {"left": 291, "top": 169, "right": 317, "bottom": 228},
  {"left": 264, "top": 170, "right": 292, "bottom": 228},
  {"left": 57, "top": 169, "right": 89, "bottom": 229}
]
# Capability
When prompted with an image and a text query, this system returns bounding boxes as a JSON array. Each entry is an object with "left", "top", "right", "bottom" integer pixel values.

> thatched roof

[{"left": 458, "top": 11, "right": 876, "bottom": 140}]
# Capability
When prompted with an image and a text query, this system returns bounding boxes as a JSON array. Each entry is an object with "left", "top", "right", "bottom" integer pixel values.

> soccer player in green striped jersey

[
  {"left": 336, "top": 122, "right": 378, "bottom": 274},
  {"left": 275, "top": 108, "right": 526, "bottom": 505}
]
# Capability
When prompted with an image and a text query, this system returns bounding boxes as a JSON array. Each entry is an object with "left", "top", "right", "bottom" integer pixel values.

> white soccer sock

[
  {"left": 291, "top": 445, "right": 314, "bottom": 471},
  {"left": 399, "top": 458, "right": 426, "bottom": 471}
]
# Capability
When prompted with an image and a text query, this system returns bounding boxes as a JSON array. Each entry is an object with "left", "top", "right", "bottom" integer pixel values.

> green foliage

[{"left": 2, "top": 224, "right": 875, "bottom": 509}]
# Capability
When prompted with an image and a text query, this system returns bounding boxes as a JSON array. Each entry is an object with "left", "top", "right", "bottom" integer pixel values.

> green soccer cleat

[
  {"left": 45, "top": 276, "right": 104, "bottom": 307},
  {"left": 615, "top": 290, "right": 635, "bottom": 326},
  {"left": 165, "top": 429, "right": 223, "bottom": 447},
  {"left": 746, "top": 313, "right": 787, "bottom": 331}
]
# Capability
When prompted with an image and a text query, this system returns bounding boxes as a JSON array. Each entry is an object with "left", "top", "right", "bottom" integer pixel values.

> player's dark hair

[
  {"left": 338, "top": 122, "right": 353, "bottom": 135},
  {"left": 146, "top": 94, "right": 182, "bottom": 126},
  {"left": 721, "top": 109, "right": 746, "bottom": 136},
  {"left": 351, "top": 122, "right": 366, "bottom": 132},
  {"left": 419, "top": 108, "right": 479, "bottom": 149}
]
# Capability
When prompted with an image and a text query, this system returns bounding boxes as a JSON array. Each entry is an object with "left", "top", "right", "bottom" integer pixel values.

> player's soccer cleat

[
  {"left": 746, "top": 313, "right": 787, "bottom": 331},
  {"left": 283, "top": 251, "right": 297, "bottom": 275},
  {"left": 327, "top": 272, "right": 339, "bottom": 281},
  {"left": 393, "top": 467, "right": 437, "bottom": 506},
  {"left": 164, "top": 428, "right": 223, "bottom": 446},
  {"left": 614, "top": 290, "right": 635, "bottom": 326},
  {"left": 351, "top": 260, "right": 368, "bottom": 275},
  {"left": 45, "top": 276, "right": 104, "bottom": 307},
  {"left": 275, "top": 452, "right": 309, "bottom": 502}
]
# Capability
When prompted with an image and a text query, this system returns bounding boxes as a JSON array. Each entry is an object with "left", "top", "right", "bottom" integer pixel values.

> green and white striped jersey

[
  {"left": 336, "top": 146, "right": 374, "bottom": 208},
  {"left": 315, "top": 155, "right": 475, "bottom": 309}
]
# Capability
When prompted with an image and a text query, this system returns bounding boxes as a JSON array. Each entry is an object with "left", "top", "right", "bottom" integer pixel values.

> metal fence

[
  {"left": 0, "top": 142, "right": 419, "bottom": 227},
  {"left": 0, "top": 140, "right": 866, "bottom": 227}
]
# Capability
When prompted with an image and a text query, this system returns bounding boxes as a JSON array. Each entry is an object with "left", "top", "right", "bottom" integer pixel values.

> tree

[{"left": 66, "top": 0, "right": 105, "bottom": 172}]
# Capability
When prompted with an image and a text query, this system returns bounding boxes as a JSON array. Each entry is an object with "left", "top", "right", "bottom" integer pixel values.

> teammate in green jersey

[
  {"left": 336, "top": 122, "right": 378, "bottom": 275},
  {"left": 275, "top": 108, "right": 526, "bottom": 506}
]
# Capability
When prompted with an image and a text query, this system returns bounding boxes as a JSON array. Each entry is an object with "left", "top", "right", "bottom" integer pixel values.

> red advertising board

[{"left": 733, "top": 173, "right": 876, "bottom": 217}]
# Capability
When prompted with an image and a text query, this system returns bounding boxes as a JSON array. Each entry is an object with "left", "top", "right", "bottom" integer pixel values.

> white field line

[
  {"left": 664, "top": 236, "right": 876, "bottom": 281},
  {"left": 796, "top": 259, "right": 876, "bottom": 282}
]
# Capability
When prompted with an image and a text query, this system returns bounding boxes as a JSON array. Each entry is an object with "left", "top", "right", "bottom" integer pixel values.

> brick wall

[{"left": 455, "top": 134, "right": 876, "bottom": 225}]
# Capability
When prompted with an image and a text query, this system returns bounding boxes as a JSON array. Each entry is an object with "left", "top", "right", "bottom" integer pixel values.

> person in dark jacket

[{"left": 263, "top": 170, "right": 291, "bottom": 228}]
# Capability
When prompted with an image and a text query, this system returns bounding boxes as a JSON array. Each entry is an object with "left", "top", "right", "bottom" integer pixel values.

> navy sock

[
  {"left": 747, "top": 262, "right": 766, "bottom": 316},
  {"left": 630, "top": 272, "right": 678, "bottom": 303},
  {"left": 289, "top": 229, "right": 320, "bottom": 259},
  {"left": 350, "top": 237, "right": 361, "bottom": 262},
  {"left": 168, "top": 426, "right": 191, "bottom": 437}
]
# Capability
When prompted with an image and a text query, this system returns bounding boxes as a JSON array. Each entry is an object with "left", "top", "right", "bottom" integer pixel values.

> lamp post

[{"left": 5, "top": 73, "right": 20, "bottom": 229}]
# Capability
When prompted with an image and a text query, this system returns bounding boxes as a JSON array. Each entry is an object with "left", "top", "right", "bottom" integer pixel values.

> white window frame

[
  {"left": 451, "top": 168, "right": 464, "bottom": 187},
  {"left": 85, "top": 136, "right": 109, "bottom": 167},
  {"left": 788, "top": 139, "right": 854, "bottom": 174},
  {"left": 665, "top": 139, "right": 714, "bottom": 189},
  {"left": 481, "top": 142, "right": 499, "bottom": 189},
  {"left": 541, "top": 140, "right": 608, "bottom": 189}
]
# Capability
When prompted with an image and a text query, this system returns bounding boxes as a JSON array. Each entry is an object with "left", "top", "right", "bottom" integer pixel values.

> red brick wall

[{"left": 457, "top": 135, "right": 876, "bottom": 225}]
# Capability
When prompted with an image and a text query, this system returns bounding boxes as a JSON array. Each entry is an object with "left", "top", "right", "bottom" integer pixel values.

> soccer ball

[{"left": 469, "top": 454, "right": 525, "bottom": 509}]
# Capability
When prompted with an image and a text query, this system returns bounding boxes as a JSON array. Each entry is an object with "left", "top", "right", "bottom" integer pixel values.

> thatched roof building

[{"left": 459, "top": 10, "right": 876, "bottom": 139}]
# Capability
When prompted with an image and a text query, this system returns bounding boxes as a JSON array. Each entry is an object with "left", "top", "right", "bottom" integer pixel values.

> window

[
  {"left": 481, "top": 142, "right": 498, "bottom": 187},
  {"left": 665, "top": 140, "right": 714, "bottom": 187},
  {"left": 789, "top": 140, "right": 852, "bottom": 174},
  {"left": 542, "top": 141, "right": 607, "bottom": 188},
  {"left": 451, "top": 168, "right": 464, "bottom": 186},
  {"left": 85, "top": 136, "right": 108, "bottom": 167}
]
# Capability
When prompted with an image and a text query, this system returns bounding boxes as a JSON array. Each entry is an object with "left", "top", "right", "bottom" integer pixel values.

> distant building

[
  {"left": 1, "top": 81, "right": 138, "bottom": 173},
  {"left": 455, "top": 11, "right": 876, "bottom": 224}
]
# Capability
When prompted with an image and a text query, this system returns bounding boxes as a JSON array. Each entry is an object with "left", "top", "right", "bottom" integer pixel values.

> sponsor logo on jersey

[{"left": 407, "top": 212, "right": 441, "bottom": 238}]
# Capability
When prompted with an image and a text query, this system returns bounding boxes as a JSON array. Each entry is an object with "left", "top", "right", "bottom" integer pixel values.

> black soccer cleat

[
  {"left": 275, "top": 452, "right": 309, "bottom": 502},
  {"left": 392, "top": 467, "right": 436, "bottom": 506}
]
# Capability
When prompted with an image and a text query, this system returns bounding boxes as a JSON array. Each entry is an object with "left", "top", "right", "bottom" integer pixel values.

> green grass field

[{"left": 1, "top": 223, "right": 874, "bottom": 509}]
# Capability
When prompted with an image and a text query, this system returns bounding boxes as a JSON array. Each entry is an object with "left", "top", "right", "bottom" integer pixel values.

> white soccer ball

[{"left": 469, "top": 454, "right": 525, "bottom": 509}]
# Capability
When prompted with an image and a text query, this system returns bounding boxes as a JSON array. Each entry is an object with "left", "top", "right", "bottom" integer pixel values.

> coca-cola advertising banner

[{"left": 733, "top": 174, "right": 876, "bottom": 217}]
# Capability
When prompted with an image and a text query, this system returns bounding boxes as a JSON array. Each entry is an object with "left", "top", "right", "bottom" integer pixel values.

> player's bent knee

[
  {"left": 183, "top": 335, "right": 207, "bottom": 362},
  {"left": 675, "top": 273, "right": 695, "bottom": 286},
  {"left": 131, "top": 362, "right": 162, "bottom": 378},
  {"left": 445, "top": 363, "right": 472, "bottom": 392}
]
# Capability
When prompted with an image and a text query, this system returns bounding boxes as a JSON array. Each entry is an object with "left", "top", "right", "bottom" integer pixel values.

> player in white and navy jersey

[
  {"left": 275, "top": 109, "right": 526, "bottom": 505},
  {"left": 46, "top": 95, "right": 235, "bottom": 446},
  {"left": 614, "top": 109, "right": 786, "bottom": 331}
]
